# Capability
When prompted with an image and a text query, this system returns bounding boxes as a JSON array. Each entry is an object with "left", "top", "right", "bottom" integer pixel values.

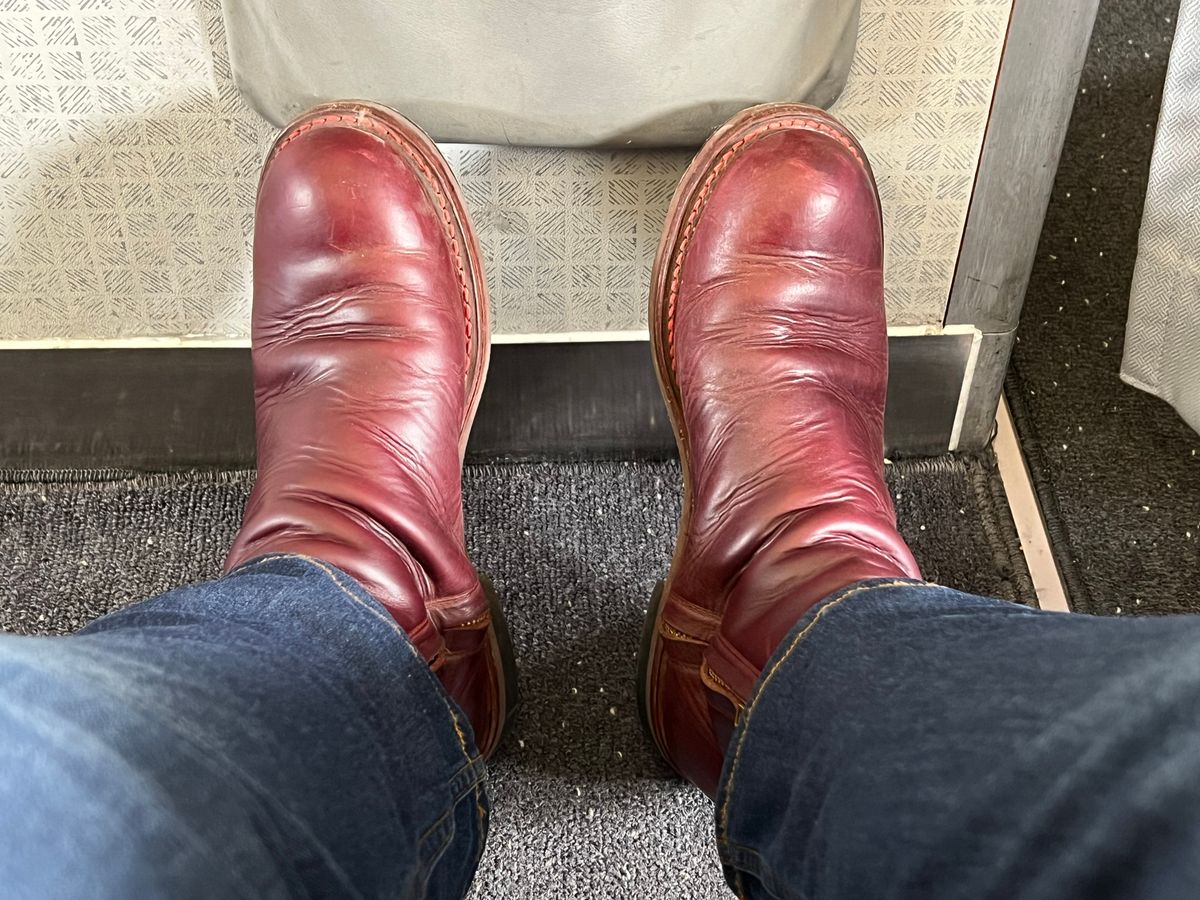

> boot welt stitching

[
  {"left": 700, "top": 660, "right": 745, "bottom": 721},
  {"left": 659, "top": 621, "right": 706, "bottom": 645}
]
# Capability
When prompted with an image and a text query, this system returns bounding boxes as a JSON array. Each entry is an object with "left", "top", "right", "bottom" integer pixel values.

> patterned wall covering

[{"left": 0, "top": 0, "right": 1012, "bottom": 339}]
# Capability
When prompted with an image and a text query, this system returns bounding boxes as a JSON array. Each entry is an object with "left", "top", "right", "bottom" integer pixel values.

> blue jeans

[
  {"left": 2, "top": 563, "right": 1200, "bottom": 898},
  {"left": 0, "top": 555, "right": 488, "bottom": 900},
  {"left": 718, "top": 580, "right": 1200, "bottom": 900}
]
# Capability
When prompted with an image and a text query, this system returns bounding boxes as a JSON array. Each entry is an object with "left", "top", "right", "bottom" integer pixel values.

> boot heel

[
  {"left": 636, "top": 579, "right": 667, "bottom": 759},
  {"left": 480, "top": 574, "right": 520, "bottom": 743}
]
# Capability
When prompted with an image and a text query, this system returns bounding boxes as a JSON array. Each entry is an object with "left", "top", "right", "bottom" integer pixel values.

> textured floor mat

[{"left": 0, "top": 456, "right": 1030, "bottom": 898}]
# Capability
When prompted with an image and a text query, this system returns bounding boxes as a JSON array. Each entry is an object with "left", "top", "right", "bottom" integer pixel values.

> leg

[
  {"left": 641, "top": 103, "right": 920, "bottom": 797},
  {"left": 0, "top": 555, "right": 486, "bottom": 899},
  {"left": 0, "top": 100, "right": 511, "bottom": 899},
  {"left": 639, "top": 103, "right": 1198, "bottom": 897},
  {"left": 226, "top": 101, "right": 516, "bottom": 756},
  {"left": 718, "top": 581, "right": 1200, "bottom": 899}
]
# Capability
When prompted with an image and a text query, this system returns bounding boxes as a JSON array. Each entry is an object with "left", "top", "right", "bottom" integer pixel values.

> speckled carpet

[
  {"left": 1008, "top": 0, "right": 1200, "bottom": 617},
  {"left": 0, "top": 456, "right": 1031, "bottom": 899}
]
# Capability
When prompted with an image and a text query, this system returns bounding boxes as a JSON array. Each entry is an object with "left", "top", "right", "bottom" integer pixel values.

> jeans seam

[
  {"left": 416, "top": 757, "right": 489, "bottom": 863},
  {"left": 416, "top": 812, "right": 455, "bottom": 873},
  {"left": 226, "top": 553, "right": 301, "bottom": 577},
  {"left": 716, "top": 577, "right": 927, "bottom": 890},
  {"left": 720, "top": 842, "right": 766, "bottom": 898}
]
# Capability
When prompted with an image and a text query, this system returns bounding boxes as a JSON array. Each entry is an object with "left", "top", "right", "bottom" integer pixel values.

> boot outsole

[
  {"left": 481, "top": 574, "right": 521, "bottom": 750},
  {"left": 636, "top": 580, "right": 667, "bottom": 762}
]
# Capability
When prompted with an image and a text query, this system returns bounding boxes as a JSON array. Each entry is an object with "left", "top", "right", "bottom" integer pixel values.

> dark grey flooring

[
  {"left": 1008, "top": 0, "right": 1200, "bottom": 616},
  {"left": 0, "top": 456, "right": 1029, "bottom": 899}
]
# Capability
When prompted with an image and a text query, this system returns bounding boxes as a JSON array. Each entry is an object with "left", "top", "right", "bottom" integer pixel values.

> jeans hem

[{"left": 714, "top": 577, "right": 928, "bottom": 861}]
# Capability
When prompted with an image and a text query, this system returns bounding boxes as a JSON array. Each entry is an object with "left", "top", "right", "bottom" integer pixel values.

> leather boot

[
  {"left": 639, "top": 104, "right": 922, "bottom": 797},
  {"left": 226, "top": 102, "right": 516, "bottom": 758}
]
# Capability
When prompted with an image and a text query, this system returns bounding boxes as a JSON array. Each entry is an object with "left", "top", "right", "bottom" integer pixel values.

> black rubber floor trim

[
  {"left": 967, "top": 450, "right": 1039, "bottom": 607},
  {"left": 1004, "top": 375, "right": 1093, "bottom": 613},
  {"left": 886, "top": 451, "right": 1035, "bottom": 607}
]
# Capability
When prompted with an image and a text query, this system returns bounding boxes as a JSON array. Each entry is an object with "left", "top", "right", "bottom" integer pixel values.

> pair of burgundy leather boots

[{"left": 224, "top": 102, "right": 921, "bottom": 798}]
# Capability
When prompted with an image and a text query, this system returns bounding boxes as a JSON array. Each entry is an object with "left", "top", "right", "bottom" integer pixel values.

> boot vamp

[
  {"left": 233, "top": 120, "right": 478, "bottom": 632},
  {"left": 668, "top": 127, "right": 917, "bottom": 672}
]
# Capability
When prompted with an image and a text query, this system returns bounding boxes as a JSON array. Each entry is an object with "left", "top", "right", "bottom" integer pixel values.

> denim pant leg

[
  {"left": 0, "top": 554, "right": 488, "bottom": 900},
  {"left": 717, "top": 579, "right": 1200, "bottom": 900}
]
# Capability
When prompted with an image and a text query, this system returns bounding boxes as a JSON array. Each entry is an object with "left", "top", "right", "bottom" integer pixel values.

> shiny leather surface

[
  {"left": 225, "top": 102, "right": 510, "bottom": 757},
  {"left": 644, "top": 104, "right": 922, "bottom": 797}
]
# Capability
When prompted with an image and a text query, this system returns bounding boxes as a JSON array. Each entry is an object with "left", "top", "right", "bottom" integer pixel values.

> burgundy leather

[
  {"left": 642, "top": 104, "right": 922, "bottom": 797},
  {"left": 225, "top": 102, "right": 512, "bottom": 757}
]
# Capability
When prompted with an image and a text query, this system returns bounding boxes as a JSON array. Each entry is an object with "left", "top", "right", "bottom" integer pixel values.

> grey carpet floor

[
  {"left": 1008, "top": 0, "right": 1200, "bottom": 616},
  {"left": 0, "top": 456, "right": 1031, "bottom": 898}
]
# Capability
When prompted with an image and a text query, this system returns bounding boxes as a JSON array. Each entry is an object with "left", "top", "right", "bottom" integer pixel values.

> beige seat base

[{"left": 220, "top": 0, "right": 860, "bottom": 147}]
